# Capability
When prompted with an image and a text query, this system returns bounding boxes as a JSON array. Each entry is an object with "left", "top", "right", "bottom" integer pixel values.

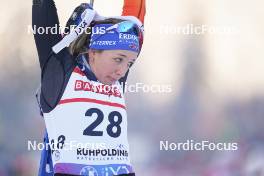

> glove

[{"left": 64, "top": 3, "right": 94, "bottom": 34}]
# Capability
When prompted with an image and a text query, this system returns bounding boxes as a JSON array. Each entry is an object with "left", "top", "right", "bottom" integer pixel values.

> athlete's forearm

[
  {"left": 122, "top": 0, "right": 146, "bottom": 24},
  {"left": 32, "top": 0, "right": 62, "bottom": 69}
]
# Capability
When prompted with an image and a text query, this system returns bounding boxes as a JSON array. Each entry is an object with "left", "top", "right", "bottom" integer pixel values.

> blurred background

[{"left": 0, "top": 0, "right": 264, "bottom": 175}]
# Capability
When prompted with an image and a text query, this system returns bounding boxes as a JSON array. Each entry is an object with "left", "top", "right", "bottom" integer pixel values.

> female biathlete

[{"left": 32, "top": 0, "right": 145, "bottom": 175}]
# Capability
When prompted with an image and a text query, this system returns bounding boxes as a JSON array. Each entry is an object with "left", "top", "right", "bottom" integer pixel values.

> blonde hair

[{"left": 69, "top": 18, "right": 125, "bottom": 56}]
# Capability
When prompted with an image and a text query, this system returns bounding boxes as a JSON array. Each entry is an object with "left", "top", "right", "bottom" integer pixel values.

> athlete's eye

[
  {"left": 113, "top": 58, "right": 123, "bottom": 63},
  {"left": 128, "top": 62, "right": 134, "bottom": 68}
]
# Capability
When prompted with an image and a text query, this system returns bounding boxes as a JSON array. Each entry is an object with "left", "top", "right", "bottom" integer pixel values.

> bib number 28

[{"left": 83, "top": 108, "right": 122, "bottom": 138}]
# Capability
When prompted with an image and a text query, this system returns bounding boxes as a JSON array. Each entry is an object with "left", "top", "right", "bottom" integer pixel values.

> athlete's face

[{"left": 88, "top": 49, "right": 138, "bottom": 85}]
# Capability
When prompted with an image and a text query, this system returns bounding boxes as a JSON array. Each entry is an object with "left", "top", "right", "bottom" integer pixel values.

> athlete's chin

[
  {"left": 102, "top": 77, "right": 118, "bottom": 85},
  {"left": 101, "top": 79, "right": 115, "bottom": 85}
]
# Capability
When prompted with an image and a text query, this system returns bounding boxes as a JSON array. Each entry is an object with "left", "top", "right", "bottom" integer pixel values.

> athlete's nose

[{"left": 115, "top": 64, "right": 128, "bottom": 78}]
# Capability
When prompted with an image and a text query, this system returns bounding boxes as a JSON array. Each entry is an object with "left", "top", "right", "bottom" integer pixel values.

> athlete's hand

[{"left": 64, "top": 3, "right": 93, "bottom": 34}]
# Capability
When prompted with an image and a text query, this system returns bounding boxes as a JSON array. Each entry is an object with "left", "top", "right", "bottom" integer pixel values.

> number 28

[{"left": 83, "top": 108, "right": 122, "bottom": 138}]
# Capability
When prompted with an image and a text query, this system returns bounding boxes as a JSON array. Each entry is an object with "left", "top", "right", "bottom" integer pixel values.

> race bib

[{"left": 43, "top": 69, "right": 133, "bottom": 175}]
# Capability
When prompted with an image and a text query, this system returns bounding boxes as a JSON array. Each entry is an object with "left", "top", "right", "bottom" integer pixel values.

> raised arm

[
  {"left": 119, "top": 0, "right": 146, "bottom": 88},
  {"left": 122, "top": 0, "right": 146, "bottom": 24},
  {"left": 32, "top": 0, "right": 62, "bottom": 69}
]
